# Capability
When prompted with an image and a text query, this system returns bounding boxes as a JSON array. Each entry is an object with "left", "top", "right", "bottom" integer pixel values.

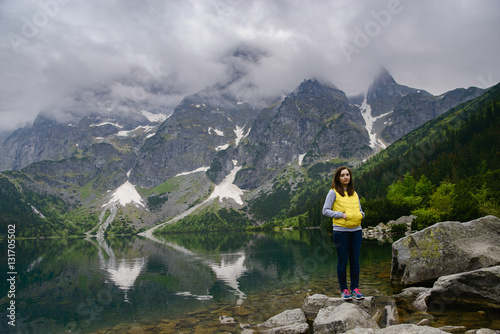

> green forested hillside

[
  {"left": 357, "top": 84, "right": 500, "bottom": 197},
  {"left": 0, "top": 174, "right": 43, "bottom": 235},
  {"left": 0, "top": 173, "right": 99, "bottom": 237},
  {"left": 155, "top": 207, "right": 250, "bottom": 233}
]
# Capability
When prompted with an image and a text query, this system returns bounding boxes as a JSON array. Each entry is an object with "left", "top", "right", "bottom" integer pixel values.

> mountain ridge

[{"left": 0, "top": 69, "right": 489, "bottom": 236}]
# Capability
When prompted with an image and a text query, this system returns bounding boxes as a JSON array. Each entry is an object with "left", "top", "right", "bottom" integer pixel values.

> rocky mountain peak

[
  {"left": 32, "top": 112, "right": 58, "bottom": 127},
  {"left": 367, "top": 67, "right": 423, "bottom": 117},
  {"left": 372, "top": 67, "right": 397, "bottom": 86},
  {"left": 293, "top": 79, "right": 345, "bottom": 102}
]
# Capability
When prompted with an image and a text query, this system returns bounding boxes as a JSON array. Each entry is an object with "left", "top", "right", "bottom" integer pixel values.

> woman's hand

[{"left": 342, "top": 212, "right": 347, "bottom": 219}]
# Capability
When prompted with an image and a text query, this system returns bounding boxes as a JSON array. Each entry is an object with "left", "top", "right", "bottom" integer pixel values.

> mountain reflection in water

[
  {"left": 0, "top": 229, "right": 394, "bottom": 334},
  {"left": 91, "top": 235, "right": 146, "bottom": 303}
]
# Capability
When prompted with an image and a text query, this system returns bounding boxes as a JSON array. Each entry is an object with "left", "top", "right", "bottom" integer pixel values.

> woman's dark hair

[{"left": 331, "top": 166, "right": 354, "bottom": 196}]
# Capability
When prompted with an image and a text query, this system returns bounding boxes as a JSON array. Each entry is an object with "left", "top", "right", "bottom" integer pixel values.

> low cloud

[{"left": 0, "top": 0, "right": 499, "bottom": 132}]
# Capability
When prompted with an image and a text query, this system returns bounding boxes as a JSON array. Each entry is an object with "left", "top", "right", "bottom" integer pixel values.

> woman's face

[{"left": 339, "top": 169, "right": 350, "bottom": 187}]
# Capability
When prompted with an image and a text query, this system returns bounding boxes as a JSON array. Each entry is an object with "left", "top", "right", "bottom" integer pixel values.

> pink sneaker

[
  {"left": 341, "top": 289, "right": 352, "bottom": 300},
  {"left": 351, "top": 288, "right": 365, "bottom": 300}
]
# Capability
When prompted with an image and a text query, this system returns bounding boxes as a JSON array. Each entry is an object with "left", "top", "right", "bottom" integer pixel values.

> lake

[{"left": 1, "top": 229, "right": 498, "bottom": 333}]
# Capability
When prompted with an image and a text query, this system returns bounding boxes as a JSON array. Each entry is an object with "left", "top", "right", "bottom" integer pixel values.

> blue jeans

[{"left": 333, "top": 230, "right": 362, "bottom": 292}]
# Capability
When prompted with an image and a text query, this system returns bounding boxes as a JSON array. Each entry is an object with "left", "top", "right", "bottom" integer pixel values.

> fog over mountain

[{"left": 1, "top": 0, "right": 499, "bottom": 132}]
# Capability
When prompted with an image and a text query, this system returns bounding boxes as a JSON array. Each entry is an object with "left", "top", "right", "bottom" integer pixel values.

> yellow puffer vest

[{"left": 332, "top": 189, "right": 363, "bottom": 228}]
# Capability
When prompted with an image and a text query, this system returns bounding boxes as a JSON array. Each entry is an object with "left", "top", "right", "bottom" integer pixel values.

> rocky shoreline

[
  {"left": 249, "top": 215, "right": 500, "bottom": 334},
  {"left": 362, "top": 215, "right": 417, "bottom": 242},
  {"left": 248, "top": 289, "right": 500, "bottom": 333}
]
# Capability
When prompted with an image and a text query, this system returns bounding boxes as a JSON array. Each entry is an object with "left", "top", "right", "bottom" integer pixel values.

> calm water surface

[{"left": 1, "top": 229, "right": 498, "bottom": 333}]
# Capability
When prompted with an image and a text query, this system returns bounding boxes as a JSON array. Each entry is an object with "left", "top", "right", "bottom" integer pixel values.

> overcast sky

[{"left": 1, "top": 0, "right": 499, "bottom": 132}]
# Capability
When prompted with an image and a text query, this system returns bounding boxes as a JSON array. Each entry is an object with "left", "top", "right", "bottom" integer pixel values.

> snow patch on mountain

[
  {"left": 213, "top": 125, "right": 250, "bottom": 151},
  {"left": 103, "top": 181, "right": 145, "bottom": 208},
  {"left": 175, "top": 166, "right": 210, "bottom": 177},
  {"left": 209, "top": 161, "right": 244, "bottom": 205},
  {"left": 30, "top": 204, "right": 46, "bottom": 218},
  {"left": 216, "top": 144, "right": 230, "bottom": 151},
  {"left": 139, "top": 110, "right": 169, "bottom": 123},
  {"left": 117, "top": 125, "right": 155, "bottom": 137},
  {"left": 234, "top": 125, "right": 250, "bottom": 146},
  {"left": 298, "top": 153, "right": 306, "bottom": 165},
  {"left": 208, "top": 127, "right": 224, "bottom": 136},
  {"left": 90, "top": 121, "right": 124, "bottom": 129},
  {"left": 360, "top": 96, "right": 391, "bottom": 149}
]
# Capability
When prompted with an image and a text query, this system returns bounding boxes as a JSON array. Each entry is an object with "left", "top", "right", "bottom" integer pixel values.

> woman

[{"left": 322, "top": 166, "right": 365, "bottom": 300}]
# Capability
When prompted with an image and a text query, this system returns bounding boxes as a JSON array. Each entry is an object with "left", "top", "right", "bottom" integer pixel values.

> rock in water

[{"left": 416, "top": 265, "right": 500, "bottom": 310}]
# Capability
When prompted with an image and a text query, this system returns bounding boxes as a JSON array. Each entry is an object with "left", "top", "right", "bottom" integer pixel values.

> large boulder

[
  {"left": 391, "top": 216, "right": 500, "bottom": 286},
  {"left": 259, "top": 308, "right": 309, "bottom": 334},
  {"left": 313, "top": 303, "right": 379, "bottom": 334},
  {"left": 414, "top": 265, "right": 500, "bottom": 311}
]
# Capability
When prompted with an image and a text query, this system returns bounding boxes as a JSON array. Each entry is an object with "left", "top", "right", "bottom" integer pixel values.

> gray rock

[
  {"left": 219, "top": 315, "right": 235, "bottom": 324},
  {"left": 387, "top": 215, "right": 417, "bottom": 227},
  {"left": 417, "top": 266, "right": 500, "bottom": 310},
  {"left": 394, "top": 287, "right": 430, "bottom": 300},
  {"left": 260, "top": 308, "right": 307, "bottom": 328},
  {"left": 438, "top": 326, "right": 467, "bottom": 333},
  {"left": 348, "top": 297, "right": 376, "bottom": 317},
  {"left": 302, "top": 294, "right": 377, "bottom": 320},
  {"left": 478, "top": 329, "right": 500, "bottom": 334},
  {"left": 345, "top": 324, "right": 449, "bottom": 333},
  {"left": 371, "top": 308, "right": 383, "bottom": 325},
  {"left": 391, "top": 216, "right": 500, "bottom": 286},
  {"left": 241, "top": 329, "right": 255, "bottom": 334},
  {"left": 344, "top": 329, "right": 377, "bottom": 334},
  {"left": 313, "top": 303, "right": 379, "bottom": 334},
  {"left": 324, "top": 297, "right": 346, "bottom": 309},
  {"left": 416, "top": 319, "right": 431, "bottom": 326},
  {"left": 302, "top": 294, "right": 329, "bottom": 320},
  {"left": 261, "top": 323, "right": 309, "bottom": 334},
  {"left": 413, "top": 289, "right": 431, "bottom": 311},
  {"left": 465, "top": 329, "right": 500, "bottom": 334}
]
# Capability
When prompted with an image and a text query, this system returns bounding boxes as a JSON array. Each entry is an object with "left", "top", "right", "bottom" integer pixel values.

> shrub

[{"left": 411, "top": 208, "right": 440, "bottom": 230}]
